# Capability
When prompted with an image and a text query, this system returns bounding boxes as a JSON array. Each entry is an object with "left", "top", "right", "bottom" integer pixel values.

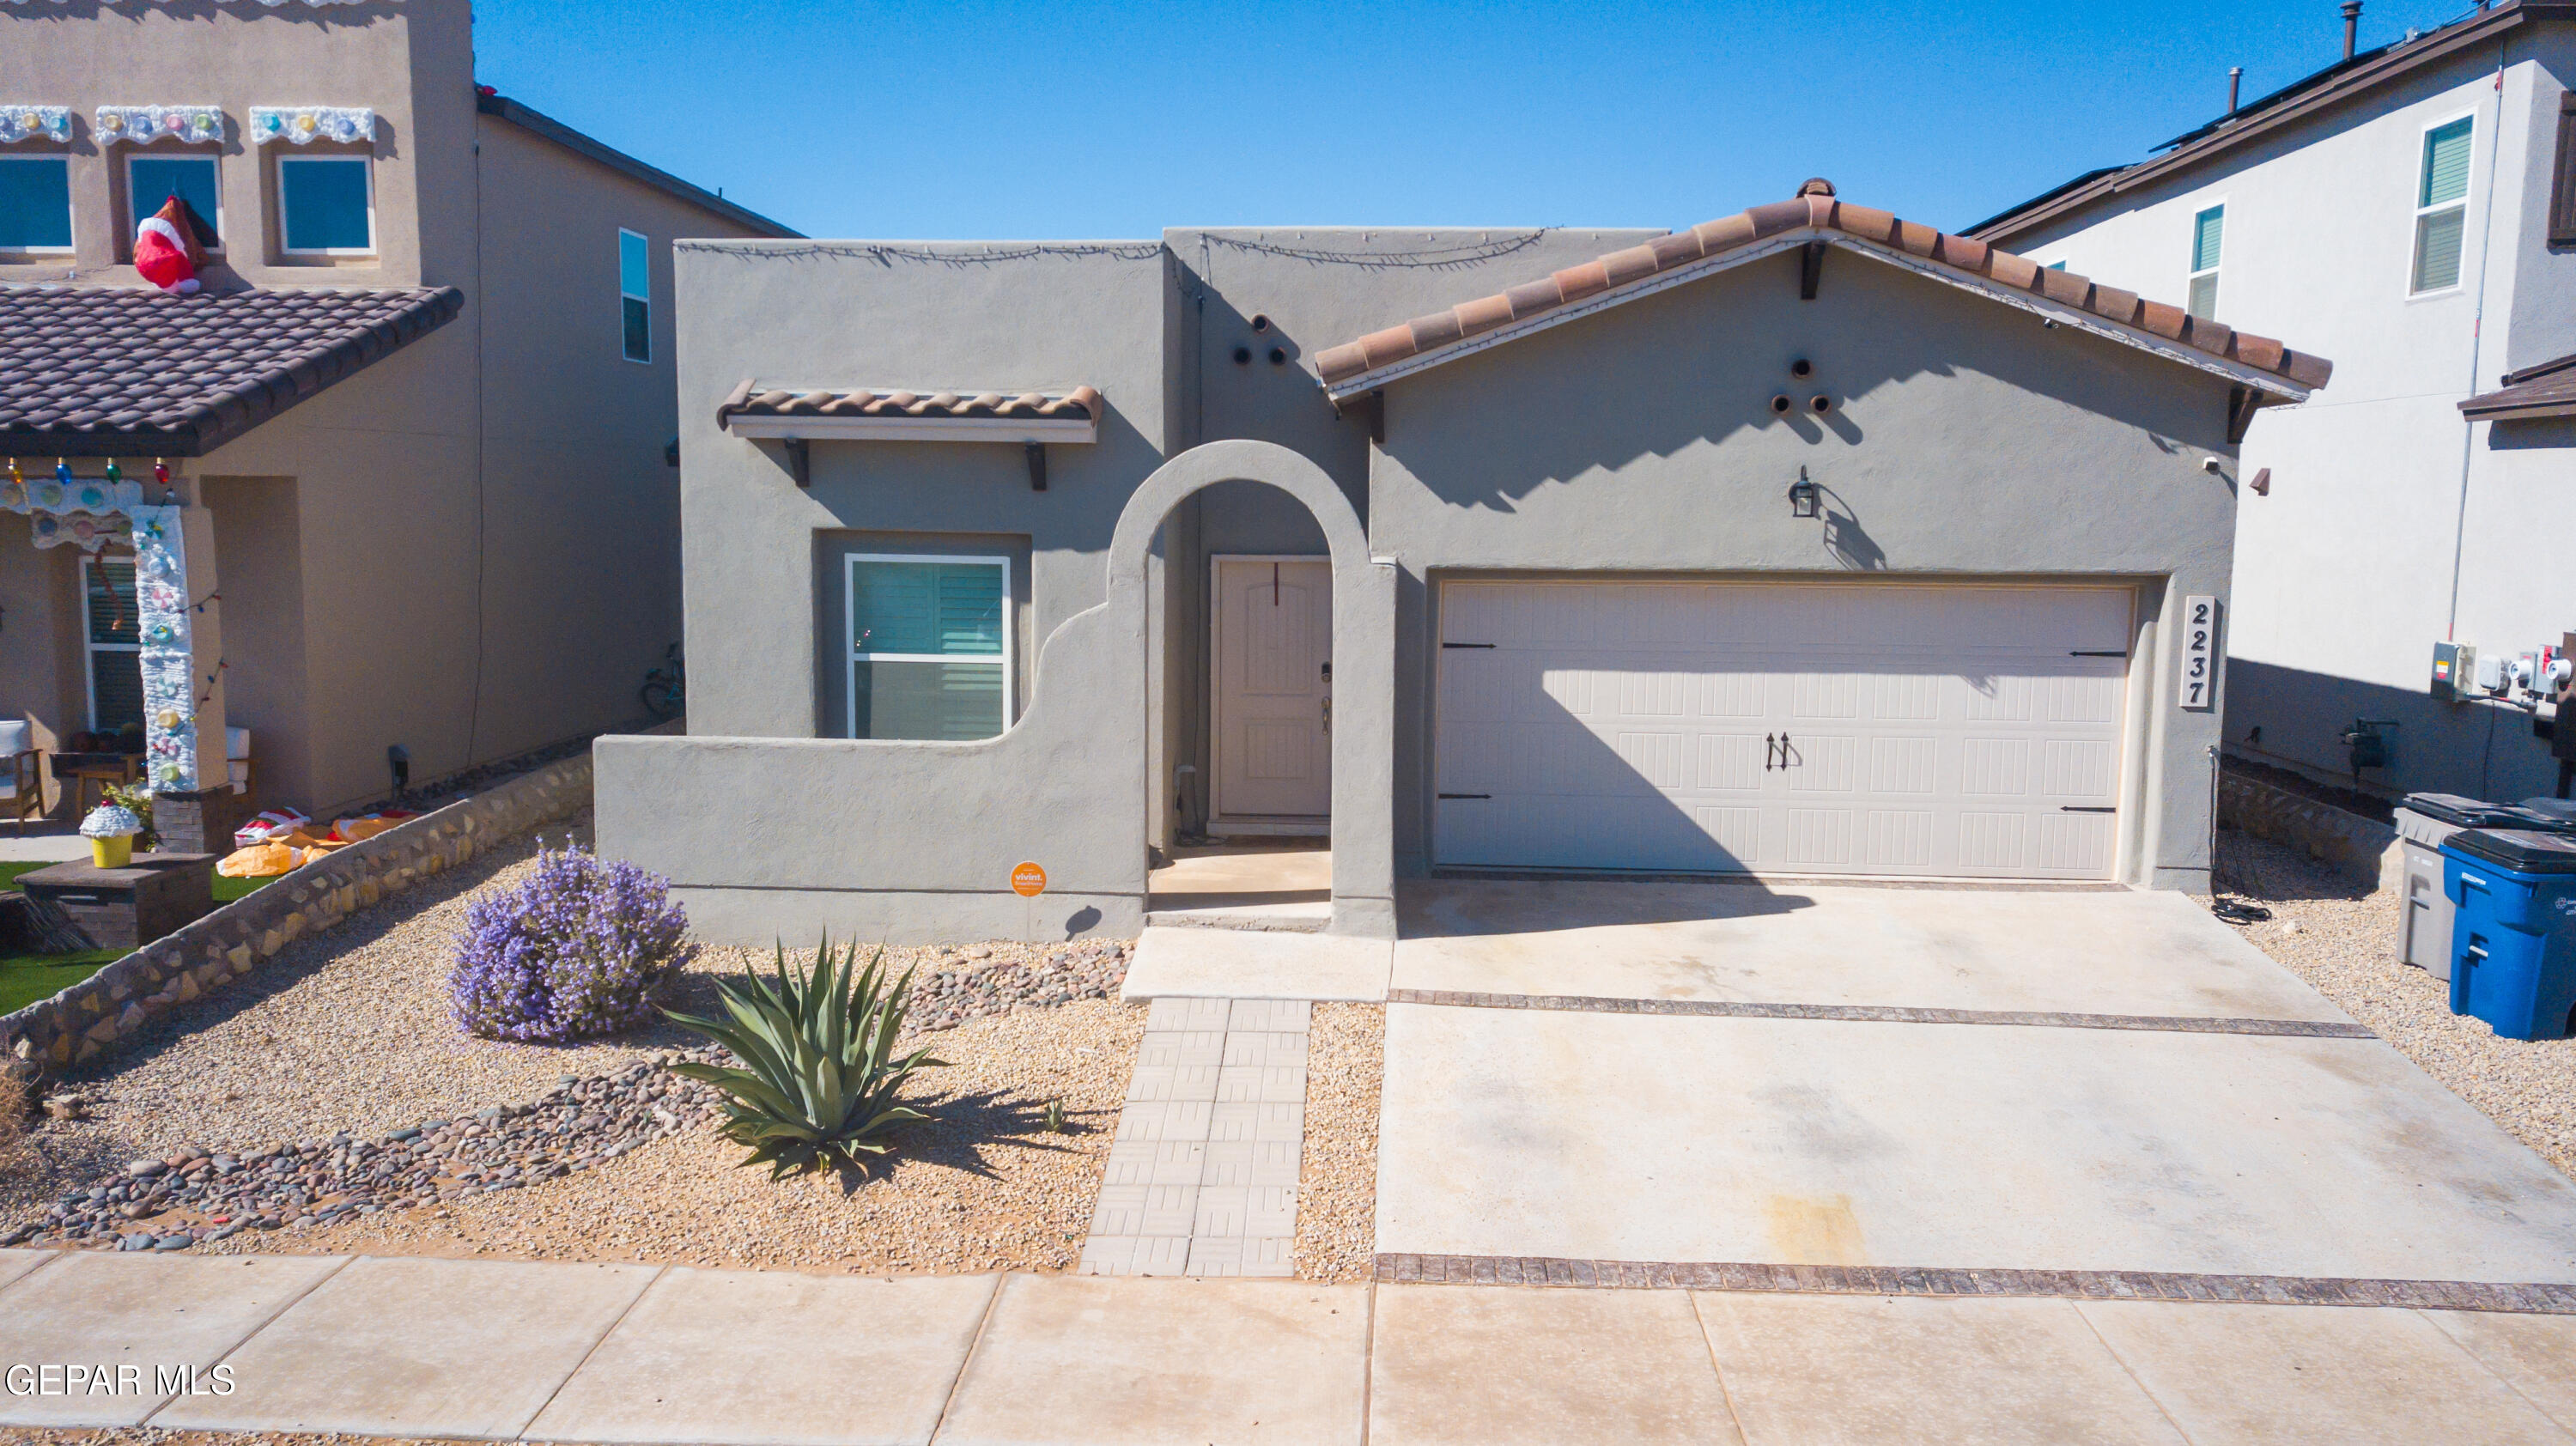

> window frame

[
  {"left": 2407, "top": 109, "right": 2476, "bottom": 299},
  {"left": 617, "top": 227, "right": 651, "bottom": 364},
  {"left": 0, "top": 154, "right": 75, "bottom": 255},
  {"left": 276, "top": 152, "right": 375, "bottom": 257},
  {"left": 843, "top": 552, "right": 1014, "bottom": 742},
  {"left": 2186, "top": 200, "right": 2225, "bottom": 321},
  {"left": 125, "top": 150, "right": 223, "bottom": 252},
  {"left": 80, "top": 553, "right": 143, "bottom": 734}
]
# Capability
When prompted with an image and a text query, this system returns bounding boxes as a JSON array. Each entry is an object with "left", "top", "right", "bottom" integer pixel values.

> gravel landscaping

[
  {"left": 1294, "top": 1001, "right": 1383, "bottom": 1282},
  {"left": 2215, "top": 826, "right": 2576, "bottom": 1182},
  {"left": 0, "top": 798, "right": 1143, "bottom": 1262}
]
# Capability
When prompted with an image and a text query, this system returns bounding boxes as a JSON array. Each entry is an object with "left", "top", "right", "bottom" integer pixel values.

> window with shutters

[
  {"left": 845, "top": 556, "right": 1012, "bottom": 740},
  {"left": 82, "top": 556, "right": 143, "bottom": 734},
  {"left": 2187, "top": 204, "right": 2223, "bottom": 319},
  {"left": 2411, "top": 115, "right": 2473, "bottom": 295},
  {"left": 2549, "top": 91, "right": 2576, "bottom": 247}
]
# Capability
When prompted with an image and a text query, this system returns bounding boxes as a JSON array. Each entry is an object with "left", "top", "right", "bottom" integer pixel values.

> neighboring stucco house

[
  {"left": 0, "top": 0, "right": 791, "bottom": 839},
  {"left": 1966, "top": 0, "right": 2576, "bottom": 802},
  {"left": 596, "top": 180, "right": 2331, "bottom": 944}
]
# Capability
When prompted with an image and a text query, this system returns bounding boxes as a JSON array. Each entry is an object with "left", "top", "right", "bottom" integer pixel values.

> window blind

[
  {"left": 2421, "top": 118, "right": 2473, "bottom": 208},
  {"left": 2190, "top": 206, "right": 2225, "bottom": 274}
]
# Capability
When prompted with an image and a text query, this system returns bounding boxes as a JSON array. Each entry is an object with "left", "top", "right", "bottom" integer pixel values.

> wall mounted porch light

[{"left": 1788, "top": 467, "right": 1821, "bottom": 519}]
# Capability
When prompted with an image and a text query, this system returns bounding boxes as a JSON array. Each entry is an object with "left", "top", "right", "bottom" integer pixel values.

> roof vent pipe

[
  {"left": 2228, "top": 66, "right": 2243, "bottom": 114},
  {"left": 2342, "top": 0, "right": 2362, "bottom": 59}
]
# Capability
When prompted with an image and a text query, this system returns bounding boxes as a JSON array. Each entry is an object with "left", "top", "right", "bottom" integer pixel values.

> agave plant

[{"left": 664, "top": 935, "right": 947, "bottom": 1178}]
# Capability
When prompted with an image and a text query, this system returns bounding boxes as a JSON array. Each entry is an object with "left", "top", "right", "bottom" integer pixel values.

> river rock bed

[{"left": 5, "top": 1051, "right": 731, "bottom": 1250}]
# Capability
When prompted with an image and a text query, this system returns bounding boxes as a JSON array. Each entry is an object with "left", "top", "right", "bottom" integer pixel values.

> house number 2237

[{"left": 2178, "top": 594, "right": 2217, "bottom": 712}]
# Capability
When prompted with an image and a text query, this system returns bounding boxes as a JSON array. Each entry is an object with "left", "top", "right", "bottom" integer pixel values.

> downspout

[{"left": 2445, "top": 46, "right": 2509, "bottom": 638}]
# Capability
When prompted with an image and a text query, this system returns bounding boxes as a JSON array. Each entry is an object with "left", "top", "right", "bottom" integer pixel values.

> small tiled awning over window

[
  {"left": 0, "top": 285, "right": 465, "bottom": 457},
  {"left": 717, "top": 382, "right": 1101, "bottom": 443}
]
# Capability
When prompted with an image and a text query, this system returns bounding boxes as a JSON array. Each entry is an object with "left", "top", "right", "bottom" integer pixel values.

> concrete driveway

[{"left": 1378, "top": 878, "right": 2576, "bottom": 1292}]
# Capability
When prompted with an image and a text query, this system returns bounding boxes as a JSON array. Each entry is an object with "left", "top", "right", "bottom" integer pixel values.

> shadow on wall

[
  {"left": 1377, "top": 246, "right": 2227, "bottom": 518},
  {"left": 2225, "top": 657, "right": 2563, "bottom": 803},
  {"left": 2490, "top": 418, "right": 2576, "bottom": 452}
]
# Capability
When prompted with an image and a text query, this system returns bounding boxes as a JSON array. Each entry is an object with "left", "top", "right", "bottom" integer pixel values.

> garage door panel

[{"left": 1433, "top": 580, "right": 2132, "bottom": 880}]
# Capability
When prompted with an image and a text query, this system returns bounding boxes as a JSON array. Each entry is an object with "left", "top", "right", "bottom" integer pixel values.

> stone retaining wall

[
  {"left": 2217, "top": 769, "right": 2398, "bottom": 893},
  {"left": 2, "top": 754, "right": 592, "bottom": 1081}
]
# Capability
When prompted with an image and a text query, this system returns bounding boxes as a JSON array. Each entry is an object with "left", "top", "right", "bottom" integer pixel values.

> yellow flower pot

[{"left": 91, "top": 835, "right": 134, "bottom": 869}]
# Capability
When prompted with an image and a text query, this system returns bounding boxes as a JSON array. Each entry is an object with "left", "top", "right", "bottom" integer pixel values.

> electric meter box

[{"left": 2433, "top": 641, "right": 2477, "bottom": 702}]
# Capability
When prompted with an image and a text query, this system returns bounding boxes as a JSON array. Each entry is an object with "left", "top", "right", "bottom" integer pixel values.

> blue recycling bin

[{"left": 2442, "top": 829, "right": 2576, "bottom": 1041}]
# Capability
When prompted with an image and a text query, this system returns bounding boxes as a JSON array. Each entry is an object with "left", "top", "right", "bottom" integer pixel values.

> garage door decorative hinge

[
  {"left": 1442, "top": 641, "right": 1496, "bottom": 649},
  {"left": 2069, "top": 649, "right": 2129, "bottom": 657},
  {"left": 1437, "top": 793, "right": 1492, "bottom": 799},
  {"left": 2060, "top": 805, "right": 2118, "bottom": 813}
]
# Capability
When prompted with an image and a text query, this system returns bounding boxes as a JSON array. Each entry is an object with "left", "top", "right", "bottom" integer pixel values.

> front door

[{"left": 1213, "top": 557, "right": 1332, "bottom": 825}]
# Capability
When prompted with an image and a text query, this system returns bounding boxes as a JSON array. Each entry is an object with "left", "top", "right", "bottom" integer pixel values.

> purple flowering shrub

[{"left": 449, "top": 844, "right": 695, "bottom": 1042}]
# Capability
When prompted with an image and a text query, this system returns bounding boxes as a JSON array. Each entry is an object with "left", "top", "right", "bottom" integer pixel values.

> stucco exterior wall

[
  {"left": 2, "top": 2, "right": 780, "bottom": 817},
  {"left": 1366, "top": 246, "right": 2245, "bottom": 889},
  {"left": 0, "top": 0, "right": 471, "bottom": 291},
  {"left": 1990, "top": 27, "right": 2575, "bottom": 802}
]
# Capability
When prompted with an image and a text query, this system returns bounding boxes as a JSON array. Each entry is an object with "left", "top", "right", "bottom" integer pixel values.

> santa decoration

[{"left": 133, "top": 196, "right": 205, "bottom": 295}]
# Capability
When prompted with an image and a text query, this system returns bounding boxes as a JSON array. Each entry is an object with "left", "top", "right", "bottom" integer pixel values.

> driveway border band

[
  {"left": 1385, "top": 988, "right": 2375, "bottom": 1038},
  {"left": 1371, "top": 1255, "right": 2576, "bottom": 1313}
]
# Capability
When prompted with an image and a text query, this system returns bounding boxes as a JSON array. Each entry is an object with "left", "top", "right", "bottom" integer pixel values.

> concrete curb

[{"left": 1, "top": 754, "right": 592, "bottom": 1079}]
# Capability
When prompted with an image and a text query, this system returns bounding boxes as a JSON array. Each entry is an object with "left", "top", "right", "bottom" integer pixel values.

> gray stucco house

[{"left": 595, "top": 180, "right": 2333, "bottom": 945}]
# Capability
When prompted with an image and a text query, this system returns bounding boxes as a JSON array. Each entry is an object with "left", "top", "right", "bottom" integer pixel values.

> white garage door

[{"left": 1433, "top": 581, "right": 2134, "bottom": 879}]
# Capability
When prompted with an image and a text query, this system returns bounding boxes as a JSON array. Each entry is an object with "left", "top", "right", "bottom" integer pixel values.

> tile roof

[
  {"left": 716, "top": 382, "right": 1102, "bottom": 423},
  {"left": 0, "top": 284, "right": 464, "bottom": 458},
  {"left": 1313, "top": 180, "right": 2332, "bottom": 400},
  {"left": 2458, "top": 352, "right": 2576, "bottom": 422}
]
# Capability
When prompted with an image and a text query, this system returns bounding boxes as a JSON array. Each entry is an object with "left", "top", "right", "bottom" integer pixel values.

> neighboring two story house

[
  {"left": 0, "top": 0, "right": 791, "bottom": 838},
  {"left": 1968, "top": 0, "right": 2576, "bottom": 803}
]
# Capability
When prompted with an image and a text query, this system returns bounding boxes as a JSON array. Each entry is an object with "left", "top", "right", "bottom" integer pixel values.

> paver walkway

[
  {"left": 1078, "top": 996, "right": 1309, "bottom": 1277},
  {"left": 8, "top": 1248, "right": 2576, "bottom": 1443}
]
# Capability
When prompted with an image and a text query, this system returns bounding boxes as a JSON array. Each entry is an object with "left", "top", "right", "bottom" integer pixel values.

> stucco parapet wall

[
  {"left": 0, "top": 755, "right": 591, "bottom": 1081},
  {"left": 2218, "top": 771, "right": 2398, "bottom": 893}
]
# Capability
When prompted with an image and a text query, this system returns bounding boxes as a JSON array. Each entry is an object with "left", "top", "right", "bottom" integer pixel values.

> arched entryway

[{"left": 1105, "top": 440, "right": 1394, "bottom": 939}]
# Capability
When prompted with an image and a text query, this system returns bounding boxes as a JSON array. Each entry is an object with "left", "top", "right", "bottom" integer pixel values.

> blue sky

[{"left": 473, "top": 0, "right": 2484, "bottom": 240}]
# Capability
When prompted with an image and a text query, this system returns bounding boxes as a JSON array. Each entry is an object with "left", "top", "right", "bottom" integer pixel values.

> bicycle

[{"left": 639, "top": 643, "right": 685, "bottom": 720}]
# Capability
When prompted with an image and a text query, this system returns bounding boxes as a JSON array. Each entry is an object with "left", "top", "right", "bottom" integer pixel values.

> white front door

[
  {"left": 1213, "top": 557, "right": 1333, "bottom": 823},
  {"left": 1433, "top": 580, "right": 2133, "bottom": 879}
]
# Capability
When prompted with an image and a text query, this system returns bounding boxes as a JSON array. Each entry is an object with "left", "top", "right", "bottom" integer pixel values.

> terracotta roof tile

[
  {"left": 0, "top": 283, "right": 463, "bottom": 457},
  {"left": 1313, "top": 184, "right": 2334, "bottom": 397},
  {"left": 716, "top": 382, "right": 1101, "bottom": 425}
]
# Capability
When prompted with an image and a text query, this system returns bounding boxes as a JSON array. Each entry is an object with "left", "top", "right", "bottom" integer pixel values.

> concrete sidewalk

[{"left": 6, "top": 1249, "right": 2576, "bottom": 1443}]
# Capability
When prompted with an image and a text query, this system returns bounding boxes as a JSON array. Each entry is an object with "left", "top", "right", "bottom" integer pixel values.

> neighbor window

[
  {"left": 2547, "top": 91, "right": 2575, "bottom": 246},
  {"left": 846, "top": 556, "right": 1011, "bottom": 741},
  {"left": 82, "top": 556, "right": 143, "bottom": 734},
  {"left": 0, "top": 156, "right": 72, "bottom": 252},
  {"left": 2411, "top": 115, "right": 2473, "bottom": 294},
  {"left": 618, "top": 228, "right": 650, "bottom": 362},
  {"left": 2187, "top": 204, "right": 2224, "bottom": 319},
  {"left": 128, "top": 154, "right": 220, "bottom": 246},
  {"left": 278, "top": 155, "right": 373, "bottom": 253}
]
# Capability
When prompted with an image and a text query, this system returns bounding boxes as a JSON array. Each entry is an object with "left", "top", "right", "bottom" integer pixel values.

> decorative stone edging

[
  {"left": 2218, "top": 771, "right": 2397, "bottom": 892},
  {"left": 2, "top": 754, "right": 592, "bottom": 1080},
  {"left": 1370, "top": 1254, "right": 2576, "bottom": 1314}
]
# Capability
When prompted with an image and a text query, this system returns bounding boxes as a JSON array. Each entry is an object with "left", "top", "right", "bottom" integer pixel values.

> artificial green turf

[
  {"left": 213, "top": 872, "right": 274, "bottom": 903},
  {"left": 0, "top": 860, "right": 52, "bottom": 892},
  {"left": 0, "top": 947, "right": 124, "bottom": 1013}
]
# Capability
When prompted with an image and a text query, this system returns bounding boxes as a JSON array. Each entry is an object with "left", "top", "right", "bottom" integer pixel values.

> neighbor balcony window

[
  {"left": 2187, "top": 204, "right": 2223, "bottom": 319},
  {"left": 128, "top": 153, "right": 220, "bottom": 246},
  {"left": 278, "top": 155, "right": 373, "bottom": 254},
  {"left": 846, "top": 556, "right": 1011, "bottom": 741},
  {"left": 618, "top": 228, "right": 650, "bottom": 362},
  {"left": 2411, "top": 115, "right": 2473, "bottom": 295},
  {"left": 0, "top": 156, "right": 72, "bottom": 252}
]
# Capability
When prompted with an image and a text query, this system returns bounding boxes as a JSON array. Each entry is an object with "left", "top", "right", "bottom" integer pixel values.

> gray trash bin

[{"left": 2397, "top": 793, "right": 2524, "bottom": 977}]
